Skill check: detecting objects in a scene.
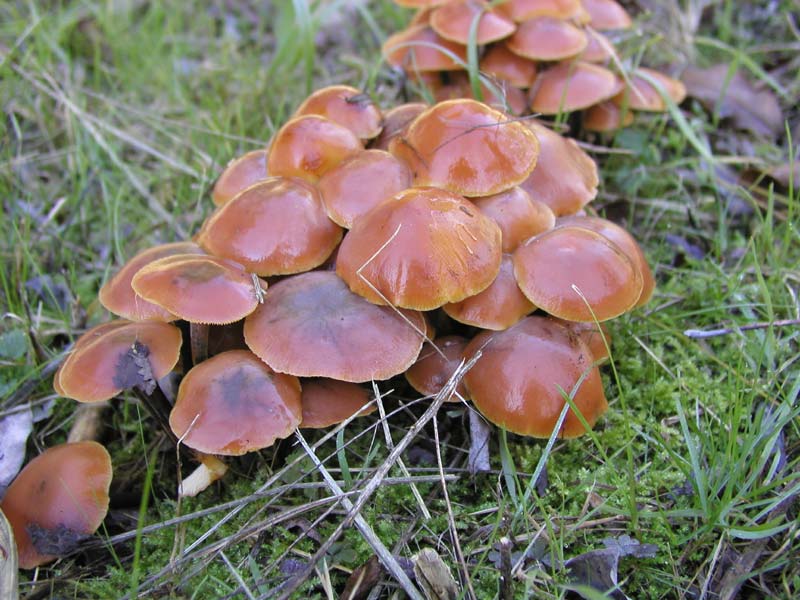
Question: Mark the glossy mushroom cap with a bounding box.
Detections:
[405,335,470,401]
[98,242,205,322]
[300,379,376,428]
[430,1,516,45]
[519,121,599,216]
[266,115,362,182]
[389,99,539,197]
[169,350,301,455]
[614,68,687,112]
[196,177,342,275]
[443,254,535,330]
[382,25,468,72]
[211,149,268,206]
[1,441,112,569]
[582,0,632,30]
[553,318,612,363]
[530,61,621,114]
[336,186,502,310]
[56,320,182,403]
[318,150,412,228]
[471,186,555,252]
[513,225,643,322]
[479,43,538,89]
[506,17,588,61]
[244,271,426,382]
[370,103,428,151]
[464,316,607,438]
[293,85,383,141]
[132,254,263,325]
[497,0,585,21]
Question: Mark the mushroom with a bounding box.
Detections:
[479,42,538,89]
[613,67,687,112]
[506,17,588,62]
[582,0,632,30]
[369,102,428,151]
[529,61,622,114]
[0,441,112,569]
[300,379,376,428]
[382,25,468,73]
[583,100,634,132]
[429,1,516,45]
[405,335,470,401]
[497,0,585,22]
[471,185,555,252]
[293,85,383,142]
[211,149,269,206]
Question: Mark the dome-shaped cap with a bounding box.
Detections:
[443,254,534,330]
[132,254,262,325]
[513,225,643,322]
[472,186,555,252]
[519,121,599,216]
[211,149,268,206]
[196,177,342,275]
[318,150,412,228]
[480,43,538,88]
[98,242,206,322]
[244,271,426,383]
[169,350,301,455]
[405,335,470,401]
[497,0,585,21]
[266,115,362,182]
[530,61,621,114]
[582,0,632,30]
[0,441,112,569]
[53,321,130,397]
[613,68,687,111]
[581,30,613,63]
[583,100,634,131]
[57,320,182,403]
[383,25,468,73]
[370,103,428,151]
[464,316,607,438]
[506,17,588,61]
[388,99,539,197]
[336,187,502,310]
[293,85,383,141]
[430,1,516,45]
[300,379,376,428]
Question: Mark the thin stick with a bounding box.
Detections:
[684,318,800,339]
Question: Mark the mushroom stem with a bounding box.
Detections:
[67,402,109,443]
[178,454,228,498]
[190,323,209,365]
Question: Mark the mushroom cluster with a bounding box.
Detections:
[50,86,653,504]
[384,0,687,132]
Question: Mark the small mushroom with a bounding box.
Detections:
[405,335,470,401]
[382,25,468,73]
[369,102,428,151]
[613,67,687,112]
[430,1,516,45]
[471,185,555,252]
[293,85,383,142]
[506,17,588,61]
[582,0,632,30]
[529,61,621,114]
[497,0,585,22]
[479,42,538,89]
[211,149,269,206]
[300,379,376,428]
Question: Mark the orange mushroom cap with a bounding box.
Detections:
[497,0,585,21]
[583,100,634,131]
[405,335,470,401]
[580,29,614,63]
[529,61,621,114]
[388,99,539,197]
[336,186,502,310]
[613,67,687,112]
[300,379,376,428]
[169,350,301,455]
[519,120,599,216]
[98,242,206,323]
[244,271,426,383]
[266,115,362,182]
[1,441,112,569]
[57,320,182,403]
[513,225,643,322]
[211,149,269,206]
[196,177,342,275]
[480,43,538,89]
[582,0,632,30]
[293,85,383,141]
[131,254,262,325]
[430,1,516,46]
[471,185,555,252]
[369,102,428,151]
[464,316,607,438]
[506,17,588,62]
[383,25,468,73]
[318,150,413,228]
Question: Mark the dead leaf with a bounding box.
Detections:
[767,161,799,187]
[413,548,459,600]
[682,64,784,137]
[0,508,19,600]
[112,341,156,394]
[468,410,491,475]
[0,406,34,497]
[340,556,382,600]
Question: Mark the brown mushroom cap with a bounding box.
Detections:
[430,1,516,45]
[132,254,262,325]
[266,115,362,182]
[513,225,643,322]
[464,316,607,438]
[497,0,585,21]
[383,25,468,73]
[614,68,687,111]
[53,321,130,397]
[583,100,634,131]
[471,186,555,252]
[293,85,383,141]
[336,186,502,310]
[519,121,599,216]
[582,0,632,30]
[318,150,413,228]
[388,99,539,197]
[300,379,376,428]
[98,242,206,322]
[169,350,301,455]
[506,17,588,62]
[196,177,342,275]
[443,254,535,330]
[370,103,428,151]
[580,29,614,63]
[553,318,612,363]
[211,149,269,206]
[405,335,470,401]
[0,441,112,569]
[556,215,655,306]
[530,61,621,114]
[480,43,538,88]
[244,271,426,382]
[57,320,182,403]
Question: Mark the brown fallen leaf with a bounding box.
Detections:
[768,161,799,187]
[340,556,382,600]
[682,64,784,137]
[413,548,459,600]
